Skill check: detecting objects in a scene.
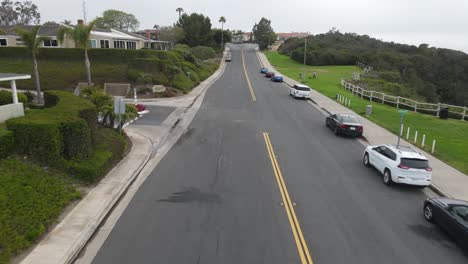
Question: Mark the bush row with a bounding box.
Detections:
[0,129,14,159]
[0,90,28,106]
[6,91,97,165]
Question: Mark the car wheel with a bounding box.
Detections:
[363,153,370,167]
[383,169,393,186]
[424,203,434,222]
[334,126,340,136]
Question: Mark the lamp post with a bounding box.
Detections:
[397,110,408,147]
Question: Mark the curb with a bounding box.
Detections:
[64,130,154,264]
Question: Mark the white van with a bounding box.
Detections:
[290,84,311,99]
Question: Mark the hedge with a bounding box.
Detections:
[192,46,217,60]
[6,91,96,165]
[0,129,14,159]
[65,128,127,182]
[0,90,28,106]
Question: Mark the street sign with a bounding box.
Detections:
[114,98,125,114]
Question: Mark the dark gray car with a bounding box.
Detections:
[424,197,468,251]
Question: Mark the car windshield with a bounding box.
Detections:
[400,158,430,169]
[295,86,310,91]
[341,116,359,123]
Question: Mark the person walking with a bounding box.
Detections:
[313,71,317,79]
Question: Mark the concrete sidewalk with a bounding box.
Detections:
[258,51,468,201]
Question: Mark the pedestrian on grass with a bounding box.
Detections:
[313,71,317,79]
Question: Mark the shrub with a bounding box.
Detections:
[6,91,96,165]
[0,158,79,263]
[65,128,126,182]
[0,129,14,159]
[192,46,217,60]
[0,90,28,106]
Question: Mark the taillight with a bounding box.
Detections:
[398,164,410,169]
[426,167,433,172]
[340,124,349,129]
[357,126,363,131]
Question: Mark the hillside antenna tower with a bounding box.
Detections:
[82,0,87,24]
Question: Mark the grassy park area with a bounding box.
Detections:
[265,51,468,175]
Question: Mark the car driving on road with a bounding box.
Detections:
[424,197,468,251]
[363,144,432,187]
[265,72,275,78]
[260,67,269,74]
[225,53,232,62]
[271,75,283,82]
[290,84,311,99]
[325,113,363,137]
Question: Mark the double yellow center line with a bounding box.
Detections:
[263,132,314,264]
[241,48,257,102]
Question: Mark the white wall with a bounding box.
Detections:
[0,103,24,123]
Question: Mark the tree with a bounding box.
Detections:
[158,26,184,46]
[176,7,184,19]
[252,17,276,50]
[177,13,213,47]
[94,9,139,31]
[58,21,96,86]
[0,0,40,25]
[212,29,231,48]
[61,20,72,26]
[14,26,48,104]
[219,16,226,49]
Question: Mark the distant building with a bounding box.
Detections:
[0,20,169,50]
[243,32,253,42]
[276,32,309,41]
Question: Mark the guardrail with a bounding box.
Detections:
[341,80,467,121]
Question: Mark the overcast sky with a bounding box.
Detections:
[33,0,468,53]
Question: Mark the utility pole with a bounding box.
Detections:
[82,1,87,24]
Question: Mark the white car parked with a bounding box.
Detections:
[290,84,311,99]
[363,144,432,187]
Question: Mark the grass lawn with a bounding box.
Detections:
[0,59,128,92]
[0,158,80,263]
[265,51,468,175]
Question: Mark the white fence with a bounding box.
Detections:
[341,80,467,120]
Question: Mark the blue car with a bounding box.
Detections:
[271,75,283,82]
[260,67,269,74]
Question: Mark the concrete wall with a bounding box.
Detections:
[0,103,24,123]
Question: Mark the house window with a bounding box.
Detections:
[100,40,109,48]
[43,39,58,47]
[126,41,136,50]
[0,39,8,46]
[89,39,97,48]
[113,40,125,49]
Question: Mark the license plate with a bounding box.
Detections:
[350,127,356,130]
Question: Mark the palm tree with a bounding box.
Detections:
[176,7,184,19]
[14,26,49,104]
[219,16,226,50]
[57,21,96,86]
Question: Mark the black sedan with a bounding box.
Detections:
[325,113,363,137]
[424,198,468,251]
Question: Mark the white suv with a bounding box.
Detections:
[363,144,432,187]
[290,84,311,99]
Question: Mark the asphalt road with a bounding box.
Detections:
[92,44,468,264]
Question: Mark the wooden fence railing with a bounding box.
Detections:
[341,80,467,121]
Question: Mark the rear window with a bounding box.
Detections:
[400,158,430,169]
[294,86,310,91]
[341,116,359,123]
